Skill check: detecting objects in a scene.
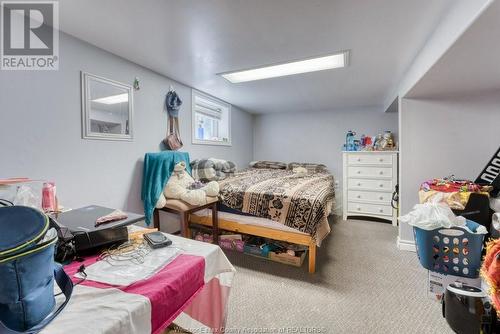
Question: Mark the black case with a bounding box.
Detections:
[51,205,144,256]
[144,232,172,248]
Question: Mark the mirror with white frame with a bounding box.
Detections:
[81,72,133,141]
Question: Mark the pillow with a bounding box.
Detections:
[191,158,237,181]
[287,162,328,173]
[249,160,287,169]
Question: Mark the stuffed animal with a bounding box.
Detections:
[156,161,219,208]
[481,239,500,314]
[292,166,308,177]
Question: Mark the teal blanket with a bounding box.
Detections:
[141,151,191,225]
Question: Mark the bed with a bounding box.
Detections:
[189,167,335,273]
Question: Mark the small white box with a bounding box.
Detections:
[428,270,482,301]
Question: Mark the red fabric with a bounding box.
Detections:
[65,254,206,333]
[482,240,500,315]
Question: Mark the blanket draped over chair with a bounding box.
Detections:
[141,151,191,225]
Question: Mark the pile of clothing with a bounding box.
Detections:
[419,176,492,210]
[190,158,236,182]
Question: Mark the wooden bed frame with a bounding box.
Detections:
[189,214,317,273]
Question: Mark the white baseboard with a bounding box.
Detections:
[397,236,416,252]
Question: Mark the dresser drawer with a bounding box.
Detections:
[348,166,393,178]
[348,202,393,216]
[348,190,392,204]
[348,178,393,191]
[347,154,393,166]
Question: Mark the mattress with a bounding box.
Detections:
[194,209,307,234]
[216,168,335,242]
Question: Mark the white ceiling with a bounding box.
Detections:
[58,0,454,113]
[406,0,500,99]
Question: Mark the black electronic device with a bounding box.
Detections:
[144,232,172,249]
[475,146,500,197]
[443,283,500,334]
[51,205,145,256]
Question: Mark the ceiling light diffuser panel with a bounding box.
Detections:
[220,51,349,83]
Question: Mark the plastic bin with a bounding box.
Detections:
[269,251,306,267]
[244,243,268,257]
[413,220,485,278]
[219,238,245,252]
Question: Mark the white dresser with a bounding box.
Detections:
[342,151,398,225]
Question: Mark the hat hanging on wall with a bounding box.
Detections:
[165,87,182,117]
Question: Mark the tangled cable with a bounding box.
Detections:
[99,239,152,265]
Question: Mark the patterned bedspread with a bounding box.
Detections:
[218,168,335,239]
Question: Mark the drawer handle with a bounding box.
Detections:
[379,196,384,200]
[357,207,361,211]
[357,195,361,199]
[357,158,361,162]
[379,208,383,213]
[379,183,384,187]
[379,158,384,162]
[379,171,384,175]
[357,170,361,174]
[357,182,362,186]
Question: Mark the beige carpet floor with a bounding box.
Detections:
[222,218,454,334]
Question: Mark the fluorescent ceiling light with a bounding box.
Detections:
[93,93,128,104]
[220,51,349,83]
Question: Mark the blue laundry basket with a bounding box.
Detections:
[413,220,485,278]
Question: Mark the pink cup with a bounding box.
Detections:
[42,182,57,212]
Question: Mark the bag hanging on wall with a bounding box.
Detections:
[0,206,73,333]
[163,115,183,151]
[163,90,183,150]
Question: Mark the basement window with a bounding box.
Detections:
[192,90,231,146]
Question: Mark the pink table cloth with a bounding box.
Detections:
[42,234,236,334]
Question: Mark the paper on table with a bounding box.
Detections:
[79,246,180,286]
